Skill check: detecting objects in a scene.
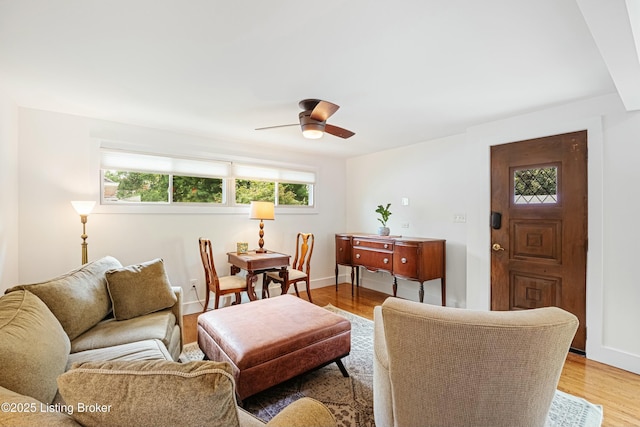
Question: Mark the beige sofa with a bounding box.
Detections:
[0,256,335,427]
[374,297,578,427]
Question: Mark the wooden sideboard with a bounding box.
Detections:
[335,233,446,305]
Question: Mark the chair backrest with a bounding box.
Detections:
[292,233,314,274]
[198,238,220,291]
[377,297,578,427]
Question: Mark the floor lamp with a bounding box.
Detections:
[249,201,275,253]
[71,201,96,264]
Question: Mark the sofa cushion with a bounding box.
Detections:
[6,256,122,340]
[67,339,173,370]
[0,291,70,404]
[0,386,80,427]
[58,360,240,427]
[70,309,176,353]
[106,258,177,321]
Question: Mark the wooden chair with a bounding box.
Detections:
[263,232,314,302]
[199,237,248,312]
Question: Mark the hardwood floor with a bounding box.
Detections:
[183,283,640,427]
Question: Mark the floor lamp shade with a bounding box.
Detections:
[249,201,274,253]
[71,201,96,216]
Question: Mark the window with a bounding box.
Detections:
[103,171,169,203]
[278,183,311,205]
[100,148,316,209]
[235,180,275,204]
[232,164,315,207]
[513,166,558,205]
[173,176,224,203]
[101,149,229,205]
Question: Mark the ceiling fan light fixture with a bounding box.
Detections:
[301,121,324,139]
[302,128,324,139]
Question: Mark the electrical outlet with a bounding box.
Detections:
[190,279,198,291]
[453,214,467,223]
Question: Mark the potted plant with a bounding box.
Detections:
[376,203,392,236]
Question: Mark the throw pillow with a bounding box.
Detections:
[105,258,177,321]
[5,256,122,340]
[0,291,70,404]
[0,385,80,427]
[57,360,240,427]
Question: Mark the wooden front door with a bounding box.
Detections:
[490,131,588,352]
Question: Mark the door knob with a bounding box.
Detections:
[492,243,505,252]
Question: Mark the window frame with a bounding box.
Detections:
[96,146,318,214]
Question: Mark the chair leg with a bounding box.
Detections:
[203,288,211,313]
[234,293,241,305]
[214,293,220,310]
[262,273,271,299]
[305,278,313,303]
[293,283,300,297]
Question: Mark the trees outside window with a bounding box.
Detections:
[234,180,311,206]
[103,171,223,204]
[173,176,224,203]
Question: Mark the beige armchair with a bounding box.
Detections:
[374,298,578,427]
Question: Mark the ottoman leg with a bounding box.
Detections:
[335,358,349,378]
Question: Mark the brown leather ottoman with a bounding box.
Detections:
[197,294,351,400]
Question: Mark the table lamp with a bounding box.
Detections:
[71,200,96,264]
[249,201,275,253]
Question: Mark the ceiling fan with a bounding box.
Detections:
[256,99,355,139]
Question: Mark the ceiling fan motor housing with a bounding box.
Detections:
[299,110,325,133]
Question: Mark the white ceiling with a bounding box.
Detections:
[0,0,636,158]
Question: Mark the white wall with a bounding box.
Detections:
[15,108,347,313]
[345,134,469,307]
[0,90,19,291]
[346,93,640,374]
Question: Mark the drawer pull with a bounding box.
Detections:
[383,258,389,264]
[355,240,360,245]
[401,257,407,264]
[384,243,389,249]
[356,253,361,259]
[339,247,343,252]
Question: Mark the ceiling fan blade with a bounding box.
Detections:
[325,124,355,139]
[310,100,340,122]
[255,123,298,131]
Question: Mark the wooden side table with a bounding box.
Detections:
[227,251,290,300]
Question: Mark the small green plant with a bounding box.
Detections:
[376,203,392,227]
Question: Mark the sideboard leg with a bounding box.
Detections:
[350,267,355,295]
[419,282,424,303]
[393,276,398,297]
[441,278,446,306]
[335,264,339,291]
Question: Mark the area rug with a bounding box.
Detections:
[180,305,603,427]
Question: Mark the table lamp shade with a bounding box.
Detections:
[249,201,275,220]
[249,201,274,253]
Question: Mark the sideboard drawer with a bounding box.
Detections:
[352,238,394,251]
[353,248,393,272]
